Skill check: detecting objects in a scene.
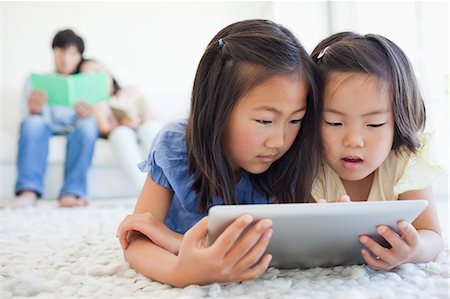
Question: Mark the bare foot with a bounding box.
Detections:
[0,191,38,209]
[59,195,90,208]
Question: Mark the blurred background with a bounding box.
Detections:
[1,1,448,198]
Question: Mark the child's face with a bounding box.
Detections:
[321,72,394,182]
[223,74,308,175]
[54,44,82,75]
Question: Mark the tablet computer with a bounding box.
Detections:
[206,200,428,269]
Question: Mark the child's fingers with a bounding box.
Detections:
[118,214,180,253]
[361,248,391,270]
[225,219,272,265]
[375,225,409,254]
[359,235,394,265]
[338,195,351,202]
[317,195,351,203]
[117,221,132,249]
[210,215,254,254]
[232,228,273,273]
[119,233,128,249]
[116,215,153,249]
[237,253,272,282]
[398,221,419,247]
[183,216,210,247]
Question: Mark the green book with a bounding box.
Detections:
[31,73,109,106]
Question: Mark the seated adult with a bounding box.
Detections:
[3,29,99,208]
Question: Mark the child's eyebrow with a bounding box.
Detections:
[323,108,391,116]
[254,106,306,115]
[362,109,391,117]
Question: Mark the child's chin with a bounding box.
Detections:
[246,165,271,175]
[338,171,370,182]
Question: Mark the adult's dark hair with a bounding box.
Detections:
[51,29,85,55]
[187,19,322,212]
[311,32,426,154]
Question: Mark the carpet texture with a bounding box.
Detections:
[1,200,449,298]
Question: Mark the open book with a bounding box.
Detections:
[108,87,145,122]
[31,73,109,106]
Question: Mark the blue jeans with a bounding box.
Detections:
[15,114,99,199]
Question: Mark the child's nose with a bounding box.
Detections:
[343,129,364,148]
[265,127,285,149]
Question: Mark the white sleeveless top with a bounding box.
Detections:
[311,134,444,202]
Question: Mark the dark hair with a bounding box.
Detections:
[51,29,85,55]
[311,32,426,154]
[187,19,322,212]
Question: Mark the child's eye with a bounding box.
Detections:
[324,121,342,126]
[290,119,303,124]
[256,120,272,125]
[367,123,385,128]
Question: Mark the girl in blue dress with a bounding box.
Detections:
[117,19,321,286]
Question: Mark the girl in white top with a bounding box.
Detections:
[310,32,444,270]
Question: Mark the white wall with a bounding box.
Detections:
[1,1,274,122]
[1,1,448,197]
[272,1,449,198]
[272,1,330,54]
[1,1,337,123]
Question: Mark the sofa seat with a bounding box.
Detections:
[1,88,138,200]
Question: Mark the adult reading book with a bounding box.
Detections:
[5,28,100,209]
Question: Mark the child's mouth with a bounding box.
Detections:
[341,156,363,169]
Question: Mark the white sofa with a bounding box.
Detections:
[1,89,138,200]
[3,88,446,201]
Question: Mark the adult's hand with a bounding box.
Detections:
[74,101,92,118]
[27,89,47,114]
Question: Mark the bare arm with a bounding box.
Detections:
[91,103,118,138]
[120,176,274,287]
[122,176,191,285]
[398,187,443,262]
[139,98,154,122]
[360,187,444,269]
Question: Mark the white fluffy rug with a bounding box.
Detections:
[1,199,449,298]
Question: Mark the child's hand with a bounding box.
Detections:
[117,212,182,254]
[359,221,420,270]
[173,214,273,286]
[120,115,141,129]
[317,195,351,203]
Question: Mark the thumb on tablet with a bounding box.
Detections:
[184,216,209,247]
[337,195,351,202]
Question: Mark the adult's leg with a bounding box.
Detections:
[109,125,144,192]
[59,116,98,206]
[8,116,52,208]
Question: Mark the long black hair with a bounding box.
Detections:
[187,19,322,212]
